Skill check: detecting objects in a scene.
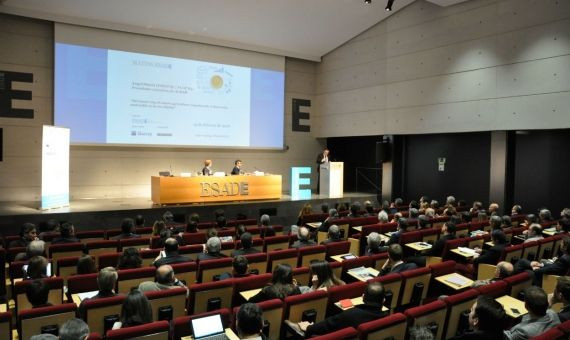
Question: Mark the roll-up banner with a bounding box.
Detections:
[41,125,70,210]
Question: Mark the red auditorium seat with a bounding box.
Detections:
[264,235,291,252]
[189,279,234,314]
[298,245,326,267]
[106,320,169,339]
[18,303,76,339]
[475,280,508,298]
[171,261,198,286]
[85,240,118,266]
[284,290,328,325]
[371,272,403,311]
[538,236,556,260]
[76,230,105,243]
[144,287,187,321]
[442,238,467,261]
[243,252,268,274]
[267,248,299,272]
[531,326,565,340]
[141,248,161,266]
[117,267,156,294]
[178,244,204,259]
[197,221,214,230]
[326,281,366,316]
[49,242,85,272]
[504,271,532,298]
[97,252,121,269]
[293,266,311,287]
[173,308,232,340]
[232,273,272,306]
[370,252,389,271]
[310,327,358,340]
[57,255,82,283]
[14,277,64,312]
[502,244,524,263]
[325,241,351,259]
[340,256,374,282]
[399,267,432,307]
[231,299,284,340]
[399,230,422,246]
[421,228,440,244]
[119,237,150,251]
[558,319,570,334]
[67,273,99,297]
[443,288,479,339]
[235,237,263,250]
[136,226,153,238]
[83,295,126,335]
[0,311,11,340]
[522,240,540,261]
[198,257,233,283]
[404,299,448,339]
[428,260,457,296]
[181,232,207,245]
[357,312,407,340]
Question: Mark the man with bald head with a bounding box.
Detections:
[291,226,316,249]
[471,261,514,288]
[139,265,188,294]
[154,237,192,267]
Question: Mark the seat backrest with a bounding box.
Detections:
[219,241,235,257]
[119,237,150,251]
[49,243,85,273]
[268,249,299,272]
[67,273,99,295]
[189,280,234,314]
[504,271,532,298]
[198,257,233,283]
[298,245,326,267]
[105,320,170,340]
[76,230,106,243]
[293,266,311,287]
[83,295,126,336]
[370,253,389,271]
[371,273,402,311]
[399,230,422,245]
[0,311,10,340]
[57,255,82,284]
[538,237,555,261]
[443,288,479,339]
[522,241,539,261]
[284,289,328,323]
[340,256,374,281]
[144,287,187,322]
[442,238,467,260]
[467,236,484,249]
[357,312,407,340]
[531,326,566,340]
[233,273,272,305]
[404,300,447,340]
[171,261,198,287]
[428,260,456,277]
[15,277,64,312]
[503,244,524,263]
[264,235,291,252]
[421,228,440,243]
[310,327,358,340]
[325,241,351,258]
[475,280,508,298]
[232,299,283,340]
[117,267,156,294]
[399,267,432,306]
[243,253,268,274]
[98,252,121,270]
[182,232,207,245]
[19,303,77,340]
[326,281,366,316]
[140,249,161,266]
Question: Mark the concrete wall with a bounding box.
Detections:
[314,0,570,137]
[0,14,321,201]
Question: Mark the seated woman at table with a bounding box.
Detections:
[112,289,153,330]
[300,260,344,293]
[249,264,301,303]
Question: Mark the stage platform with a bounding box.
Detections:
[0,192,378,236]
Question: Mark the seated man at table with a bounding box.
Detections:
[516,236,570,285]
[365,232,384,255]
[232,232,261,256]
[471,261,514,288]
[51,222,80,244]
[387,218,408,246]
[549,276,570,322]
[427,221,456,257]
[138,264,188,295]
[472,230,508,267]
[285,281,388,337]
[320,225,342,245]
[111,218,140,240]
[291,227,316,249]
[449,295,506,340]
[380,244,417,276]
[219,255,252,280]
[319,209,339,232]
[78,267,118,319]
[236,303,264,339]
[197,236,227,261]
[153,238,192,267]
[524,224,543,243]
[504,286,560,340]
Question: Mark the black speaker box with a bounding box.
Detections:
[375,141,390,163]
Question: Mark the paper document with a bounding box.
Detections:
[457,247,476,255]
[445,275,468,286]
[77,291,99,301]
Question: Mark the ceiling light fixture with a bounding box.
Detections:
[385,0,395,11]
[364,0,372,4]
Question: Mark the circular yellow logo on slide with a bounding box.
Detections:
[210,75,224,89]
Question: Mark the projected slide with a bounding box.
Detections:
[55,43,284,148]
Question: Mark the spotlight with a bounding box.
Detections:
[385,0,394,11]
[364,0,371,3]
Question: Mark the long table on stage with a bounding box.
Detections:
[151,175,282,204]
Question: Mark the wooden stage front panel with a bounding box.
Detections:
[151,175,282,204]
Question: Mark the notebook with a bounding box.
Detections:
[190,314,228,340]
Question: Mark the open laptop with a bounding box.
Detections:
[23,263,52,277]
[190,314,228,340]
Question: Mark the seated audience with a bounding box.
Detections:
[76,254,97,275]
[297,203,313,226]
[377,210,389,223]
[206,228,218,240]
[387,218,408,245]
[489,215,502,230]
[380,244,417,275]
[250,263,301,302]
[259,214,276,237]
[302,260,344,292]
[511,204,523,216]
[117,247,143,269]
[409,326,435,340]
[112,289,153,329]
[291,227,316,249]
[502,215,512,228]
[78,267,118,319]
[24,256,49,280]
[10,223,38,248]
[134,214,145,228]
[548,276,570,323]
[473,230,507,267]
[15,239,45,261]
[321,203,329,214]
[215,215,228,229]
[320,224,342,245]
[197,236,226,261]
[347,202,361,218]
[232,232,261,256]
[363,200,374,216]
[470,201,483,214]
[557,217,570,233]
[319,208,339,232]
[287,281,387,337]
[365,232,384,255]
[26,279,52,308]
[488,202,499,215]
[449,295,506,340]
[235,224,246,240]
[504,286,560,340]
[417,215,430,230]
[522,214,539,228]
[427,221,456,257]
[151,220,166,237]
[51,222,80,244]
[408,208,420,229]
[139,264,188,293]
[219,255,252,280]
[59,318,90,340]
[471,261,514,288]
[187,213,199,233]
[236,303,264,339]
[38,219,60,241]
[524,224,544,243]
[111,218,140,240]
[539,209,553,223]
[517,237,570,285]
[154,237,192,266]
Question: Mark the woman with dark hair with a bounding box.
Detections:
[297,203,313,226]
[249,264,301,302]
[76,254,97,275]
[112,289,153,329]
[303,260,344,292]
[152,220,166,237]
[117,248,142,269]
[24,256,48,280]
[10,223,38,248]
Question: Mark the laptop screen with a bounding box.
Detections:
[191,314,224,338]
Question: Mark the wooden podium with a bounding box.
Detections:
[319,162,344,198]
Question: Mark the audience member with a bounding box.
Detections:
[320,203,329,214]
[59,318,90,340]
[417,215,430,230]
[24,256,49,280]
[38,219,60,241]
[539,209,553,223]
[489,215,502,230]
[30,334,57,340]
[111,218,140,240]
[319,208,339,232]
[26,279,51,308]
[297,203,313,226]
[525,224,544,243]
[511,205,523,216]
[219,255,251,280]
[320,224,342,245]
[10,223,38,248]
[259,214,276,238]
[151,220,166,237]
[250,264,301,302]
[377,210,389,223]
[187,213,199,233]
[549,276,570,322]
[365,232,384,255]
[446,196,456,207]
[112,289,153,329]
[206,228,218,240]
[232,232,260,256]
[347,202,361,218]
[291,227,316,248]
[236,303,264,339]
[504,286,560,340]
[473,230,507,267]
[380,244,417,275]
[302,260,344,292]
[517,237,570,285]
[449,295,506,340]
[409,326,435,340]
[235,224,246,239]
[78,267,118,319]
[117,247,143,269]
[488,203,499,215]
[15,239,45,261]
[51,222,80,244]
[154,237,192,266]
[471,261,514,288]
[76,254,97,275]
[215,215,227,229]
[427,221,456,257]
[363,200,374,216]
[197,236,226,261]
[139,264,188,293]
[387,218,408,245]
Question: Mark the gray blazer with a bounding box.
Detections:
[503,309,560,340]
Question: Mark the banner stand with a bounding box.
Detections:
[40,125,70,210]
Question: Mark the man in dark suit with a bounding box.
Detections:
[290,227,316,249]
[111,218,140,240]
[232,232,261,256]
[517,236,570,285]
[51,222,80,244]
[473,230,508,267]
[550,276,570,322]
[231,159,243,175]
[315,148,329,194]
[380,244,417,276]
[427,221,456,257]
[387,218,408,246]
[449,295,506,340]
[320,225,342,245]
[219,255,253,281]
[153,238,192,267]
[286,281,387,337]
[202,159,212,176]
[197,236,227,261]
